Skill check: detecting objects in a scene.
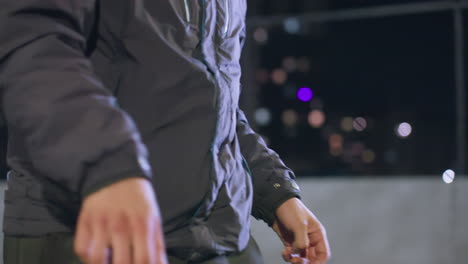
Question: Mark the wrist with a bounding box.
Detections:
[275,197,301,216]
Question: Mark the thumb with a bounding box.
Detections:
[292,224,310,252]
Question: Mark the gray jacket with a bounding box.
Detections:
[0,0,300,261]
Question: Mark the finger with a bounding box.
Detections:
[292,243,308,260]
[290,257,302,264]
[290,256,309,264]
[307,247,317,260]
[74,213,91,262]
[88,217,110,264]
[130,215,153,264]
[282,247,293,262]
[153,220,168,264]
[312,228,331,263]
[110,216,132,264]
[292,223,310,251]
[308,231,324,247]
[311,241,331,264]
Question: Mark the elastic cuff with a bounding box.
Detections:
[254,191,301,226]
[252,177,301,226]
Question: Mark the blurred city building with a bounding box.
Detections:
[240,0,468,177]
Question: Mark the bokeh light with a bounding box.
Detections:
[396,122,412,138]
[272,68,288,85]
[283,18,301,34]
[254,108,272,126]
[282,56,297,72]
[329,133,344,157]
[362,150,376,163]
[297,87,313,102]
[341,117,354,132]
[282,109,298,127]
[353,117,367,132]
[253,27,268,44]
[308,110,326,128]
[329,133,344,149]
[442,169,455,184]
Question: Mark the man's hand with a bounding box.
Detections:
[273,198,331,264]
[74,178,168,264]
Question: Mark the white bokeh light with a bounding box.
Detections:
[442,169,455,184]
[396,122,412,138]
[254,108,272,126]
[353,117,367,132]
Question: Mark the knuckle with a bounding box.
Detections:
[112,225,128,237]
[92,213,109,228]
[135,215,152,230]
[110,217,129,235]
[298,221,308,229]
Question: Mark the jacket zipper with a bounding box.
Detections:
[223,0,230,37]
[183,0,191,23]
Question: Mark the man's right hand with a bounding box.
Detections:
[74,178,168,264]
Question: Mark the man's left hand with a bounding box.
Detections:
[272,198,331,264]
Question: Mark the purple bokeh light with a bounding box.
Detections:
[297,87,314,102]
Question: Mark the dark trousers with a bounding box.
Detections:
[3,233,264,264]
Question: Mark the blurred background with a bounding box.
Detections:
[241,0,467,176]
[0,0,467,264]
[241,1,468,264]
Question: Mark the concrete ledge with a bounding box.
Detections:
[1,177,466,264]
[252,177,468,264]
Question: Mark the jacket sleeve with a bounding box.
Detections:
[0,0,152,198]
[236,109,301,226]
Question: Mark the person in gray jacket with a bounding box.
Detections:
[0,0,331,263]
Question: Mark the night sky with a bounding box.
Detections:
[244,0,467,176]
